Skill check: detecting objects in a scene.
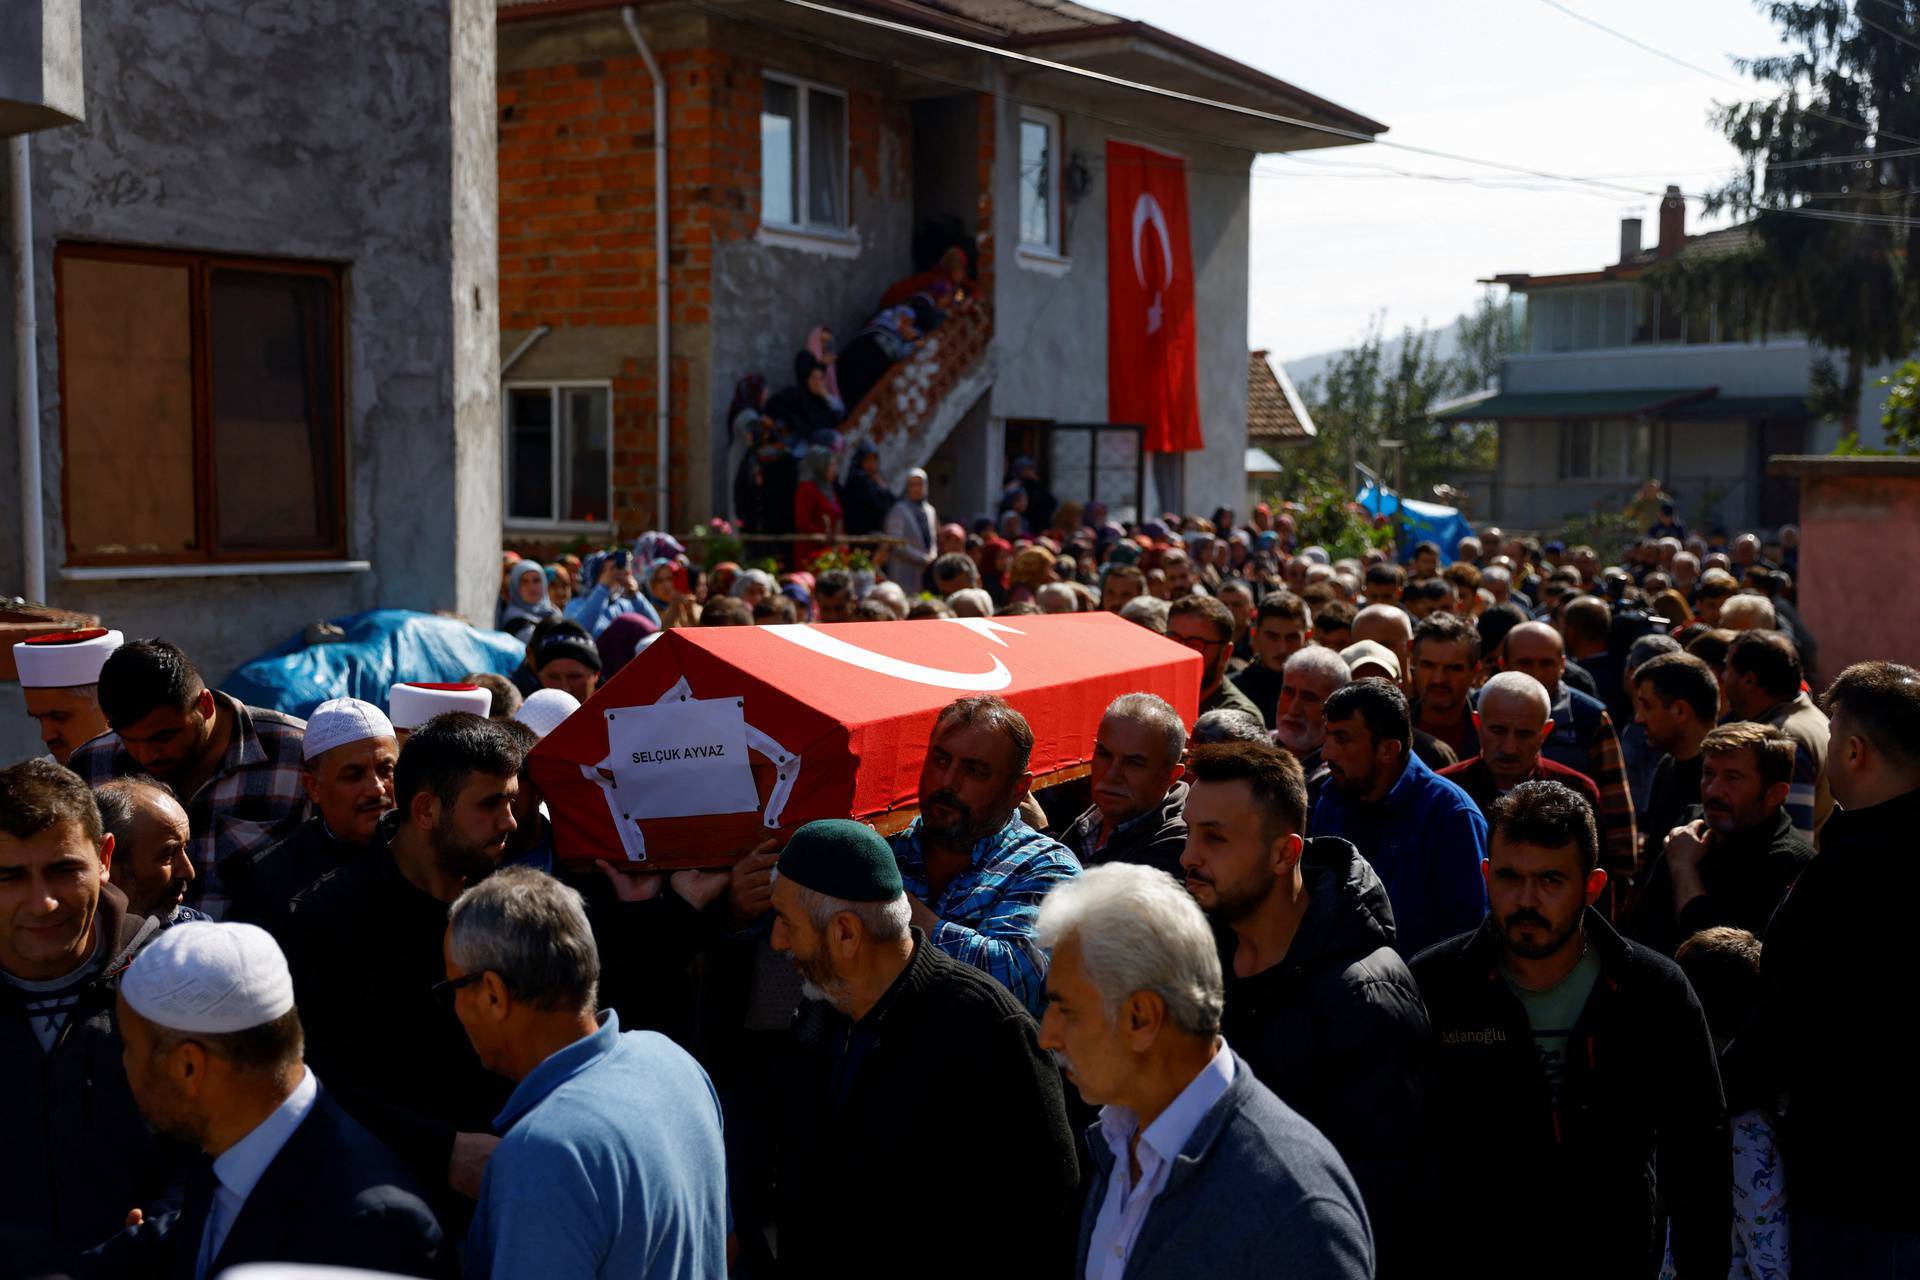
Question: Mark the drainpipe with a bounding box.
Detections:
[10,135,46,604]
[622,7,672,534]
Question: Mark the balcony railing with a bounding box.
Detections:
[840,301,994,458]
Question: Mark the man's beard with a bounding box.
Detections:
[795,946,851,1013]
[920,787,1006,848]
[432,812,503,883]
[1275,720,1320,755]
[1187,864,1275,924]
[1329,760,1374,797]
[1496,907,1582,960]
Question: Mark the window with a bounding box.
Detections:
[1018,108,1061,253]
[1041,424,1143,524]
[1562,419,1651,480]
[56,245,344,564]
[760,74,848,233]
[504,384,612,527]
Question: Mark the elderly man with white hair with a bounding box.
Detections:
[1717,592,1778,633]
[1439,671,1607,837]
[1275,644,1351,803]
[1037,863,1374,1280]
[1036,581,1081,615]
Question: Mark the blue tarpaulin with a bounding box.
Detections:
[226,610,525,720]
[1356,480,1474,566]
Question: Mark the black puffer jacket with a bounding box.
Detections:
[1218,838,1429,1277]
[0,884,177,1271]
[1412,908,1730,1279]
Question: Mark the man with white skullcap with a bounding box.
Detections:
[12,626,122,764]
[0,759,174,1267]
[281,714,527,1212]
[387,682,494,743]
[86,922,449,1278]
[67,640,309,921]
[224,699,401,936]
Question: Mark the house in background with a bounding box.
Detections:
[1244,348,1315,511]
[1,0,498,764]
[1435,185,1898,534]
[495,0,1385,551]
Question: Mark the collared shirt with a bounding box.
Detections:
[68,692,308,920]
[1760,691,1831,840]
[1086,1043,1236,1280]
[889,813,1081,1015]
[197,1066,319,1279]
[1063,801,1163,865]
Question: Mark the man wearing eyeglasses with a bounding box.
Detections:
[1169,595,1267,729]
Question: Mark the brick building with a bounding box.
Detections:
[496,0,1383,549]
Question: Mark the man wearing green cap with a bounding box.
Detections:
[886,695,1081,1016]
[768,818,1079,1273]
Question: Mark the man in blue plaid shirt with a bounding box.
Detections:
[888,694,1081,1015]
[66,640,307,920]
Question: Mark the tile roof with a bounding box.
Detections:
[1248,350,1316,445]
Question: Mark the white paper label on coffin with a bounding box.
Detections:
[602,697,761,821]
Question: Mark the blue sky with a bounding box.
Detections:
[1095,0,1796,360]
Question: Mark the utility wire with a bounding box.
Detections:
[729,0,1920,230]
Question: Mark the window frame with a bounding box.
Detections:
[500,380,616,533]
[53,242,348,567]
[1017,106,1063,255]
[759,71,851,237]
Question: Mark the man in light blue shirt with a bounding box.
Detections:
[448,867,727,1280]
[1035,863,1373,1280]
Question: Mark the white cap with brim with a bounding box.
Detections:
[12,628,123,689]
[121,922,295,1035]
[1339,639,1402,683]
[513,687,580,740]
[388,682,493,730]
[303,698,396,762]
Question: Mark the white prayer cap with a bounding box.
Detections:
[513,688,580,740]
[302,698,396,762]
[388,682,492,730]
[12,628,123,689]
[121,922,295,1035]
[1339,639,1402,683]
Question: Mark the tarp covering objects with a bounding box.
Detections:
[1357,481,1475,567]
[529,613,1201,869]
[226,610,524,720]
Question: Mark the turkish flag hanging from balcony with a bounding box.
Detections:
[1107,140,1202,453]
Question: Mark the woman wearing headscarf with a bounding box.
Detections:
[500,560,559,643]
[792,446,843,570]
[544,563,574,611]
[839,442,895,537]
[805,326,845,416]
[834,305,921,412]
[1006,545,1058,606]
[567,549,659,637]
[765,351,840,442]
[882,467,938,592]
[594,611,660,682]
[644,558,700,629]
[974,534,1012,607]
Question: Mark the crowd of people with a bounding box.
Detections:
[4,491,1917,1280]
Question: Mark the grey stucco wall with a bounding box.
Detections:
[987,87,1252,517]
[0,0,497,687]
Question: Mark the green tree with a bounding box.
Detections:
[1655,1,1919,438]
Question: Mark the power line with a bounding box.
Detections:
[731,0,1920,230]
[1856,10,1920,54]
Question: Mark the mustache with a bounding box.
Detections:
[1184,869,1214,888]
[1048,1049,1074,1074]
[1504,909,1551,931]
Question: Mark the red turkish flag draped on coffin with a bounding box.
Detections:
[528,614,1201,869]
[1107,140,1203,453]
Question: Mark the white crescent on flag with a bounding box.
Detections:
[1131,193,1174,292]
[761,617,1026,690]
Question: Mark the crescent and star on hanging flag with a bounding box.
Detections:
[1107,139,1203,454]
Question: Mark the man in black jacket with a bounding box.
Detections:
[1412,780,1729,1279]
[768,820,1078,1275]
[85,921,449,1278]
[1631,722,1812,956]
[1061,694,1189,879]
[1181,740,1427,1276]
[280,714,524,1221]
[0,761,174,1273]
[1755,661,1920,1272]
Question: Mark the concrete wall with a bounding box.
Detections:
[1503,339,1815,396]
[0,0,497,690]
[987,84,1252,516]
[1495,418,1759,530]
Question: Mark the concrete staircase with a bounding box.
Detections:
[839,302,995,492]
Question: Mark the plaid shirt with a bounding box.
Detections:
[890,813,1081,1016]
[68,693,308,920]
[1543,684,1639,883]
